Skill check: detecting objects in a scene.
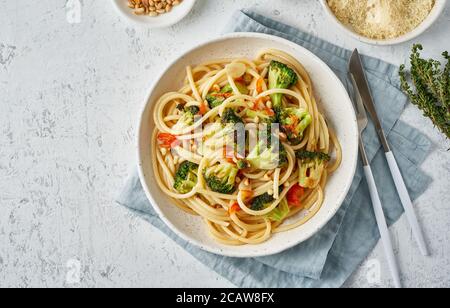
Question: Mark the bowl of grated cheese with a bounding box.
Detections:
[320,0,447,45]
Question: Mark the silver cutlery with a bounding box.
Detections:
[348,51,402,288]
[349,49,429,257]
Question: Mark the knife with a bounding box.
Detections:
[349,49,429,256]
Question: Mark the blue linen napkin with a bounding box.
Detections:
[117,10,433,288]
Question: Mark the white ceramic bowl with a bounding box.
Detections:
[112,0,197,28]
[137,33,358,257]
[320,0,447,45]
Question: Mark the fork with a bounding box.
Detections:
[349,74,402,288]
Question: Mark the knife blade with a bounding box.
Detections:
[348,49,390,152]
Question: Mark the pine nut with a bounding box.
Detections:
[127,0,183,17]
[134,7,146,15]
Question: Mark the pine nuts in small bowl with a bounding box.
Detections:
[128,0,182,17]
[113,0,196,28]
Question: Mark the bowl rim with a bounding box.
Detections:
[136,32,358,257]
[111,0,197,28]
[319,0,447,46]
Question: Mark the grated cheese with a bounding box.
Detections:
[327,0,436,40]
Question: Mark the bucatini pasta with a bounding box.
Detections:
[151,49,342,245]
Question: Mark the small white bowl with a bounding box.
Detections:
[112,0,197,28]
[137,33,359,257]
[320,0,447,45]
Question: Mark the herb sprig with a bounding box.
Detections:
[399,44,450,139]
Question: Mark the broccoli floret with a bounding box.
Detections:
[220,108,245,157]
[268,61,299,110]
[251,192,275,211]
[184,105,200,117]
[236,159,250,170]
[221,108,244,125]
[295,150,330,188]
[278,108,312,145]
[267,198,290,222]
[221,82,249,95]
[247,141,288,170]
[206,94,226,109]
[296,150,330,161]
[203,162,239,194]
[177,105,200,126]
[250,191,289,222]
[267,61,308,144]
[206,82,249,109]
[278,144,288,168]
[173,161,199,194]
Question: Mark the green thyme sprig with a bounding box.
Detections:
[399,44,450,139]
